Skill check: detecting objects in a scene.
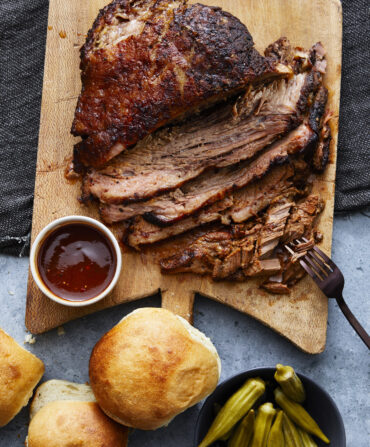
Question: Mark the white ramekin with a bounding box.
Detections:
[30,216,122,307]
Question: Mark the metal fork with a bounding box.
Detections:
[286,237,370,349]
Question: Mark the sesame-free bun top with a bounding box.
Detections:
[0,328,44,427]
[27,401,128,447]
[89,308,221,430]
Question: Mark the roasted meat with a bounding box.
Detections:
[160,223,263,279]
[71,18,331,293]
[82,71,313,204]
[72,0,289,168]
[100,123,316,224]
[159,194,324,287]
[126,164,296,248]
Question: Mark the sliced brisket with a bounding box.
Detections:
[100,123,316,224]
[82,71,313,204]
[159,193,324,284]
[160,223,262,279]
[127,164,296,248]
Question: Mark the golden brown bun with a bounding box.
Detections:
[27,401,128,447]
[89,308,220,430]
[30,379,96,420]
[0,328,44,427]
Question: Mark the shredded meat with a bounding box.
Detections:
[159,194,324,287]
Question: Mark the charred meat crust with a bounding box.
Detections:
[72,0,282,168]
[307,85,331,171]
[313,114,331,172]
[309,85,329,134]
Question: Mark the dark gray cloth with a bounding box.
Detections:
[0,0,49,255]
[336,0,370,211]
[0,0,369,256]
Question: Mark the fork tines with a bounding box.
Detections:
[285,237,334,282]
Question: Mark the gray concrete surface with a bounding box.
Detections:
[0,209,369,446]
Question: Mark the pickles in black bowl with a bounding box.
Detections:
[194,367,345,447]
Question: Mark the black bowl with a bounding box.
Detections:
[194,367,345,447]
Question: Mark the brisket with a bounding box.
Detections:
[258,198,294,259]
[160,224,262,278]
[158,193,324,284]
[126,164,296,248]
[82,72,312,204]
[72,0,289,168]
[100,123,317,224]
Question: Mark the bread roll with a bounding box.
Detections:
[30,379,96,419]
[27,401,128,447]
[0,328,44,427]
[27,380,128,447]
[89,307,221,430]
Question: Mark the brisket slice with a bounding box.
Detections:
[159,194,324,283]
[160,224,263,278]
[159,197,294,279]
[127,197,234,248]
[126,164,295,248]
[82,72,312,204]
[72,0,288,168]
[100,123,317,224]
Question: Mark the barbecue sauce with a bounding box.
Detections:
[37,223,116,301]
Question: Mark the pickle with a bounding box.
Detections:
[274,365,306,403]
[274,388,330,444]
[274,363,306,404]
[297,427,318,447]
[198,378,266,447]
[282,413,303,447]
[228,410,255,447]
[250,402,277,447]
[267,410,285,447]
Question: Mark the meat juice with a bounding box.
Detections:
[37,223,116,301]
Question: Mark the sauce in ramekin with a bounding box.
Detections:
[37,223,116,301]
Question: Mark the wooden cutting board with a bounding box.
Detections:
[26,0,342,353]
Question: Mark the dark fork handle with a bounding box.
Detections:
[336,294,370,349]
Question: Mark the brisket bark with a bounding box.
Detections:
[72,0,288,168]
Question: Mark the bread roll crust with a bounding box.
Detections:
[27,401,128,447]
[0,328,44,427]
[89,308,220,430]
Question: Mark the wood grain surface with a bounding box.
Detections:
[26,0,342,353]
